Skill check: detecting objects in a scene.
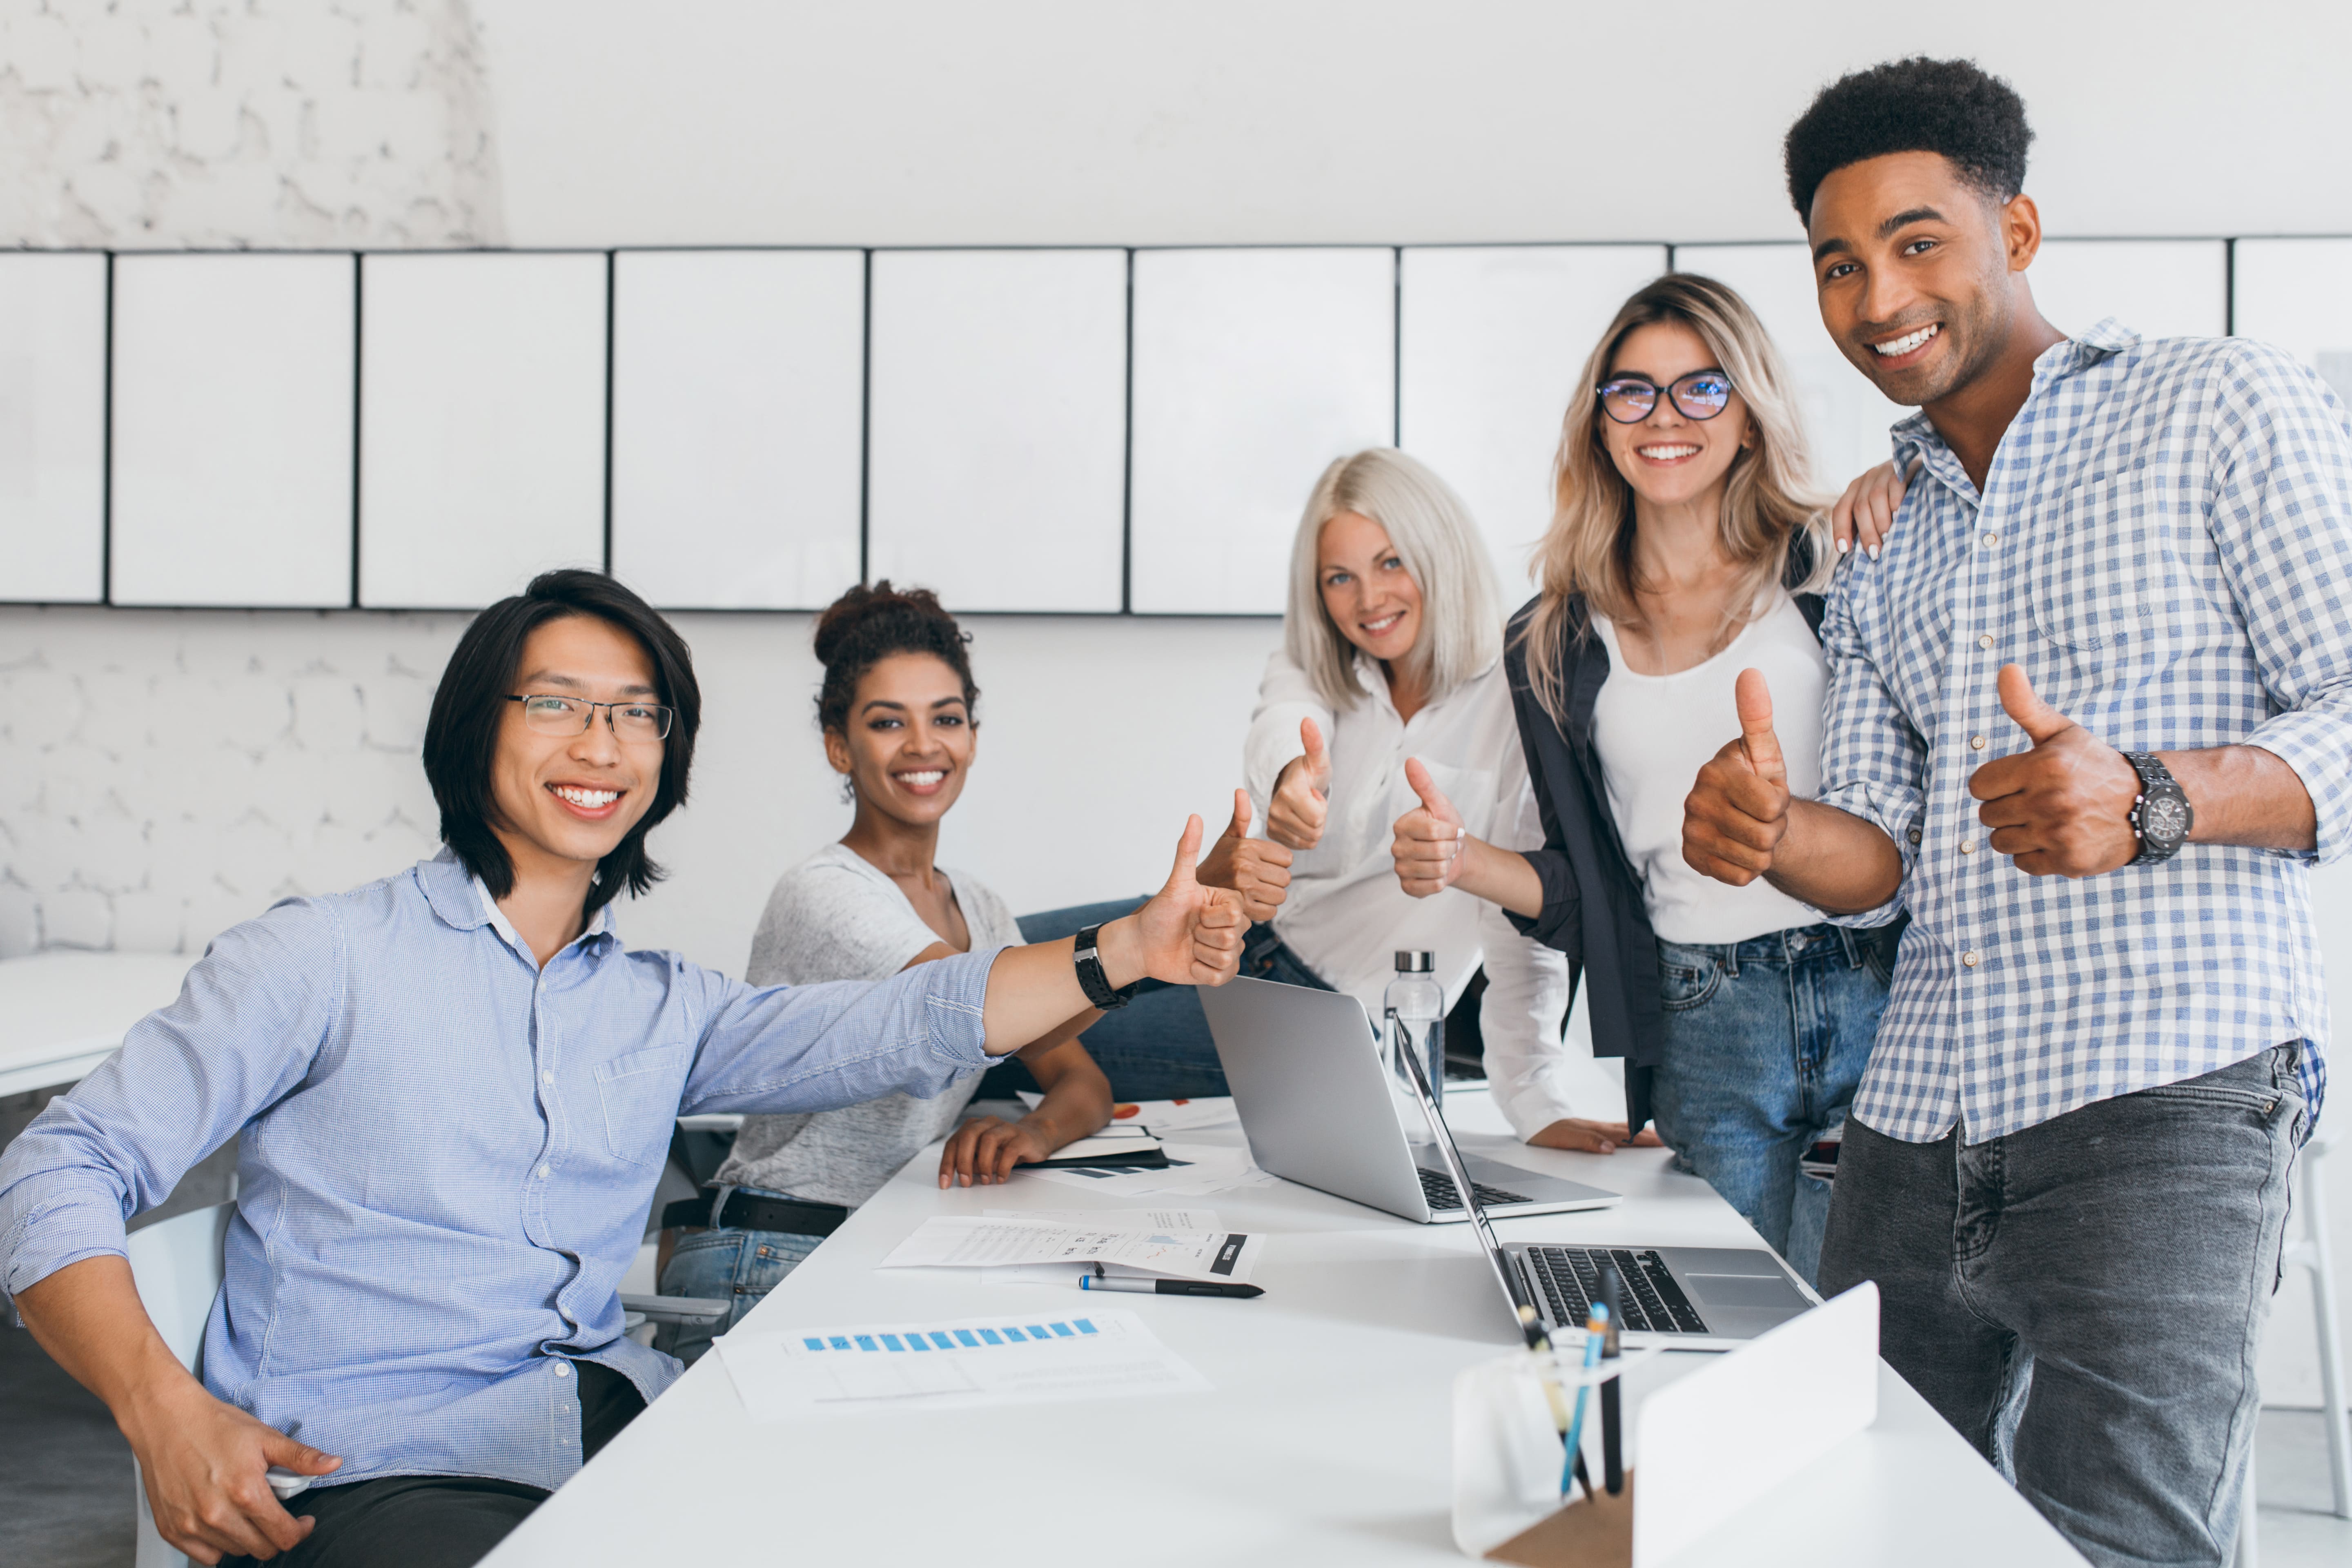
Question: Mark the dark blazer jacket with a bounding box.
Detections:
[1499,544,1883,1132]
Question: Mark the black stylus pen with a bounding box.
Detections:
[1599,1265,1625,1496]
[1080,1274,1263,1298]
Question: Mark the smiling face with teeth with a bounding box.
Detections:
[824,652,977,833]
[1596,321,1755,514]
[1806,149,2049,416]
[1316,510,1426,677]
[489,613,664,886]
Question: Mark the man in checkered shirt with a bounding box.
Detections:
[1681,60,2350,1568]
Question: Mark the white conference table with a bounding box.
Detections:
[0,950,196,1098]
[488,1092,2083,1567]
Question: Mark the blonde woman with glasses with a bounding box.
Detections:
[1389,275,1899,1285]
[1193,447,1644,1155]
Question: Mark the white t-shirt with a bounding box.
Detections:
[1242,646,1575,1141]
[713,843,1021,1208]
[1590,592,1826,945]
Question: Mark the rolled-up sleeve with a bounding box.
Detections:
[0,900,341,1299]
[1815,568,1926,929]
[678,945,1004,1115]
[2210,345,2352,864]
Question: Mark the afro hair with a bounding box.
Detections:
[1783,57,2033,222]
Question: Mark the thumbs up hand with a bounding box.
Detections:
[1127,814,1249,986]
[1392,758,1471,898]
[1267,717,1333,850]
[1683,669,1794,886]
[1194,787,1294,922]
[1968,665,2144,877]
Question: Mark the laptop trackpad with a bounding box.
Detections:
[1684,1272,1807,1310]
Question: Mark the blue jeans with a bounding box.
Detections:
[655,1189,825,1365]
[1005,900,1333,1101]
[1820,1046,2305,1568]
[1648,923,1889,1287]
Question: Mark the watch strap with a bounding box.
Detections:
[1073,923,1141,1011]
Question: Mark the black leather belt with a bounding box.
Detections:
[661,1188,850,1237]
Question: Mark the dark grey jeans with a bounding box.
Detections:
[1819,1045,2306,1568]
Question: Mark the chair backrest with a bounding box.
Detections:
[125,1203,233,1374]
[123,1203,232,1568]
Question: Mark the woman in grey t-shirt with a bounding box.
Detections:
[657,583,1112,1359]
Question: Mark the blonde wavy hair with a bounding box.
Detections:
[1520,273,1834,725]
[1284,448,1503,712]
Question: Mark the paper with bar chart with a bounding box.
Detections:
[717,1309,1209,1419]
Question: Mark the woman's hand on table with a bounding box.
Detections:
[938,1116,1055,1187]
[1528,1118,1662,1155]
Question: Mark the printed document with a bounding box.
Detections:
[879,1215,1261,1283]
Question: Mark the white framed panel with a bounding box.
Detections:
[110,255,356,608]
[2028,239,2227,342]
[1400,245,1667,595]
[359,252,608,609]
[1673,243,1910,492]
[1130,248,1396,615]
[610,249,864,610]
[0,253,107,602]
[2234,238,2352,406]
[868,249,1127,612]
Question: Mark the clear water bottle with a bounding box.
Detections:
[1383,950,1445,1118]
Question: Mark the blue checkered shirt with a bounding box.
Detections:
[1818,321,2348,1143]
[0,849,1000,1490]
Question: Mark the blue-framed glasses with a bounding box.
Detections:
[1596,370,1735,423]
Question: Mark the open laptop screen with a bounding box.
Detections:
[1390,1013,1546,1342]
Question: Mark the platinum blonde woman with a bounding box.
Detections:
[1389,274,1898,1284]
[1194,446,1643,1154]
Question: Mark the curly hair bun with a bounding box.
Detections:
[812,580,979,734]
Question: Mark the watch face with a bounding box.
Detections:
[2143,792,2190,844]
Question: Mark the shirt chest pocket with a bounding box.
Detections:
[593,1043,691,1166]
[2026,478,2172,653]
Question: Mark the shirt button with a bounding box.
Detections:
[535,1164,551,1180]
[1981,531,1999,547]
[1960,839,1977,855]
[1907,829,1923,845]
[541,1071,555,1085]
[1962,951,1980,968]
[1971,734,1987,751]
[552,1361,571,1378]
[1976,634,1995,650]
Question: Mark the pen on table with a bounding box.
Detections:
[1081,1269,1262,1299]
[1599,1265,1624,1497]
[1518,1305,1573,1444]
[1561,1299,1608,1499]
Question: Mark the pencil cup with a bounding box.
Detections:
[1450,1346,1655,1561]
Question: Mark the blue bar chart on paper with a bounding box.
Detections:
[716,1309,1211,1419]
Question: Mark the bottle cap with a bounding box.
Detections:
[1393,951,1434,973]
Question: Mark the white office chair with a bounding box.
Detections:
[121,1200,725,1568]
[2234,1127,2351,1567]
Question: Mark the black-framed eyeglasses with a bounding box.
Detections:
[506,693,674,742]
[1595,369,1736,424]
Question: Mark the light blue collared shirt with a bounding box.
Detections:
[0,849,1000,1490]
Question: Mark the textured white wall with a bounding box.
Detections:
[0,0,503,248]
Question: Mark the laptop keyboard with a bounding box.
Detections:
[1523,1246,1710,1335]
[1417,1167,1530,1210]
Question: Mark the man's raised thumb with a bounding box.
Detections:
[1166,813,1205,889]
[1224,786,1252,841]
[1735,668,1784,778]
[1998,664,2073,746]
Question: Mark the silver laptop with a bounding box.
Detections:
[1198,975,1619,1222]
[1381,999,1818,1350]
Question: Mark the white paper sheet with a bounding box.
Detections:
[1018,1093,1243,1136]
[1038,1129,1165,1164]
[878,1216,1260,1283]
[719,1309,1209,1419]
[983,1208,1223,1231]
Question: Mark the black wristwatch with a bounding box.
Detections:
[1072,924,1142,1011]
[2123,752,2193,865]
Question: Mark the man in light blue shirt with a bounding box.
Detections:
[0,570,1245,1567]
[1682,62,2348,1568]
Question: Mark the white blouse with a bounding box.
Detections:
[1242,646,1582,1141]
